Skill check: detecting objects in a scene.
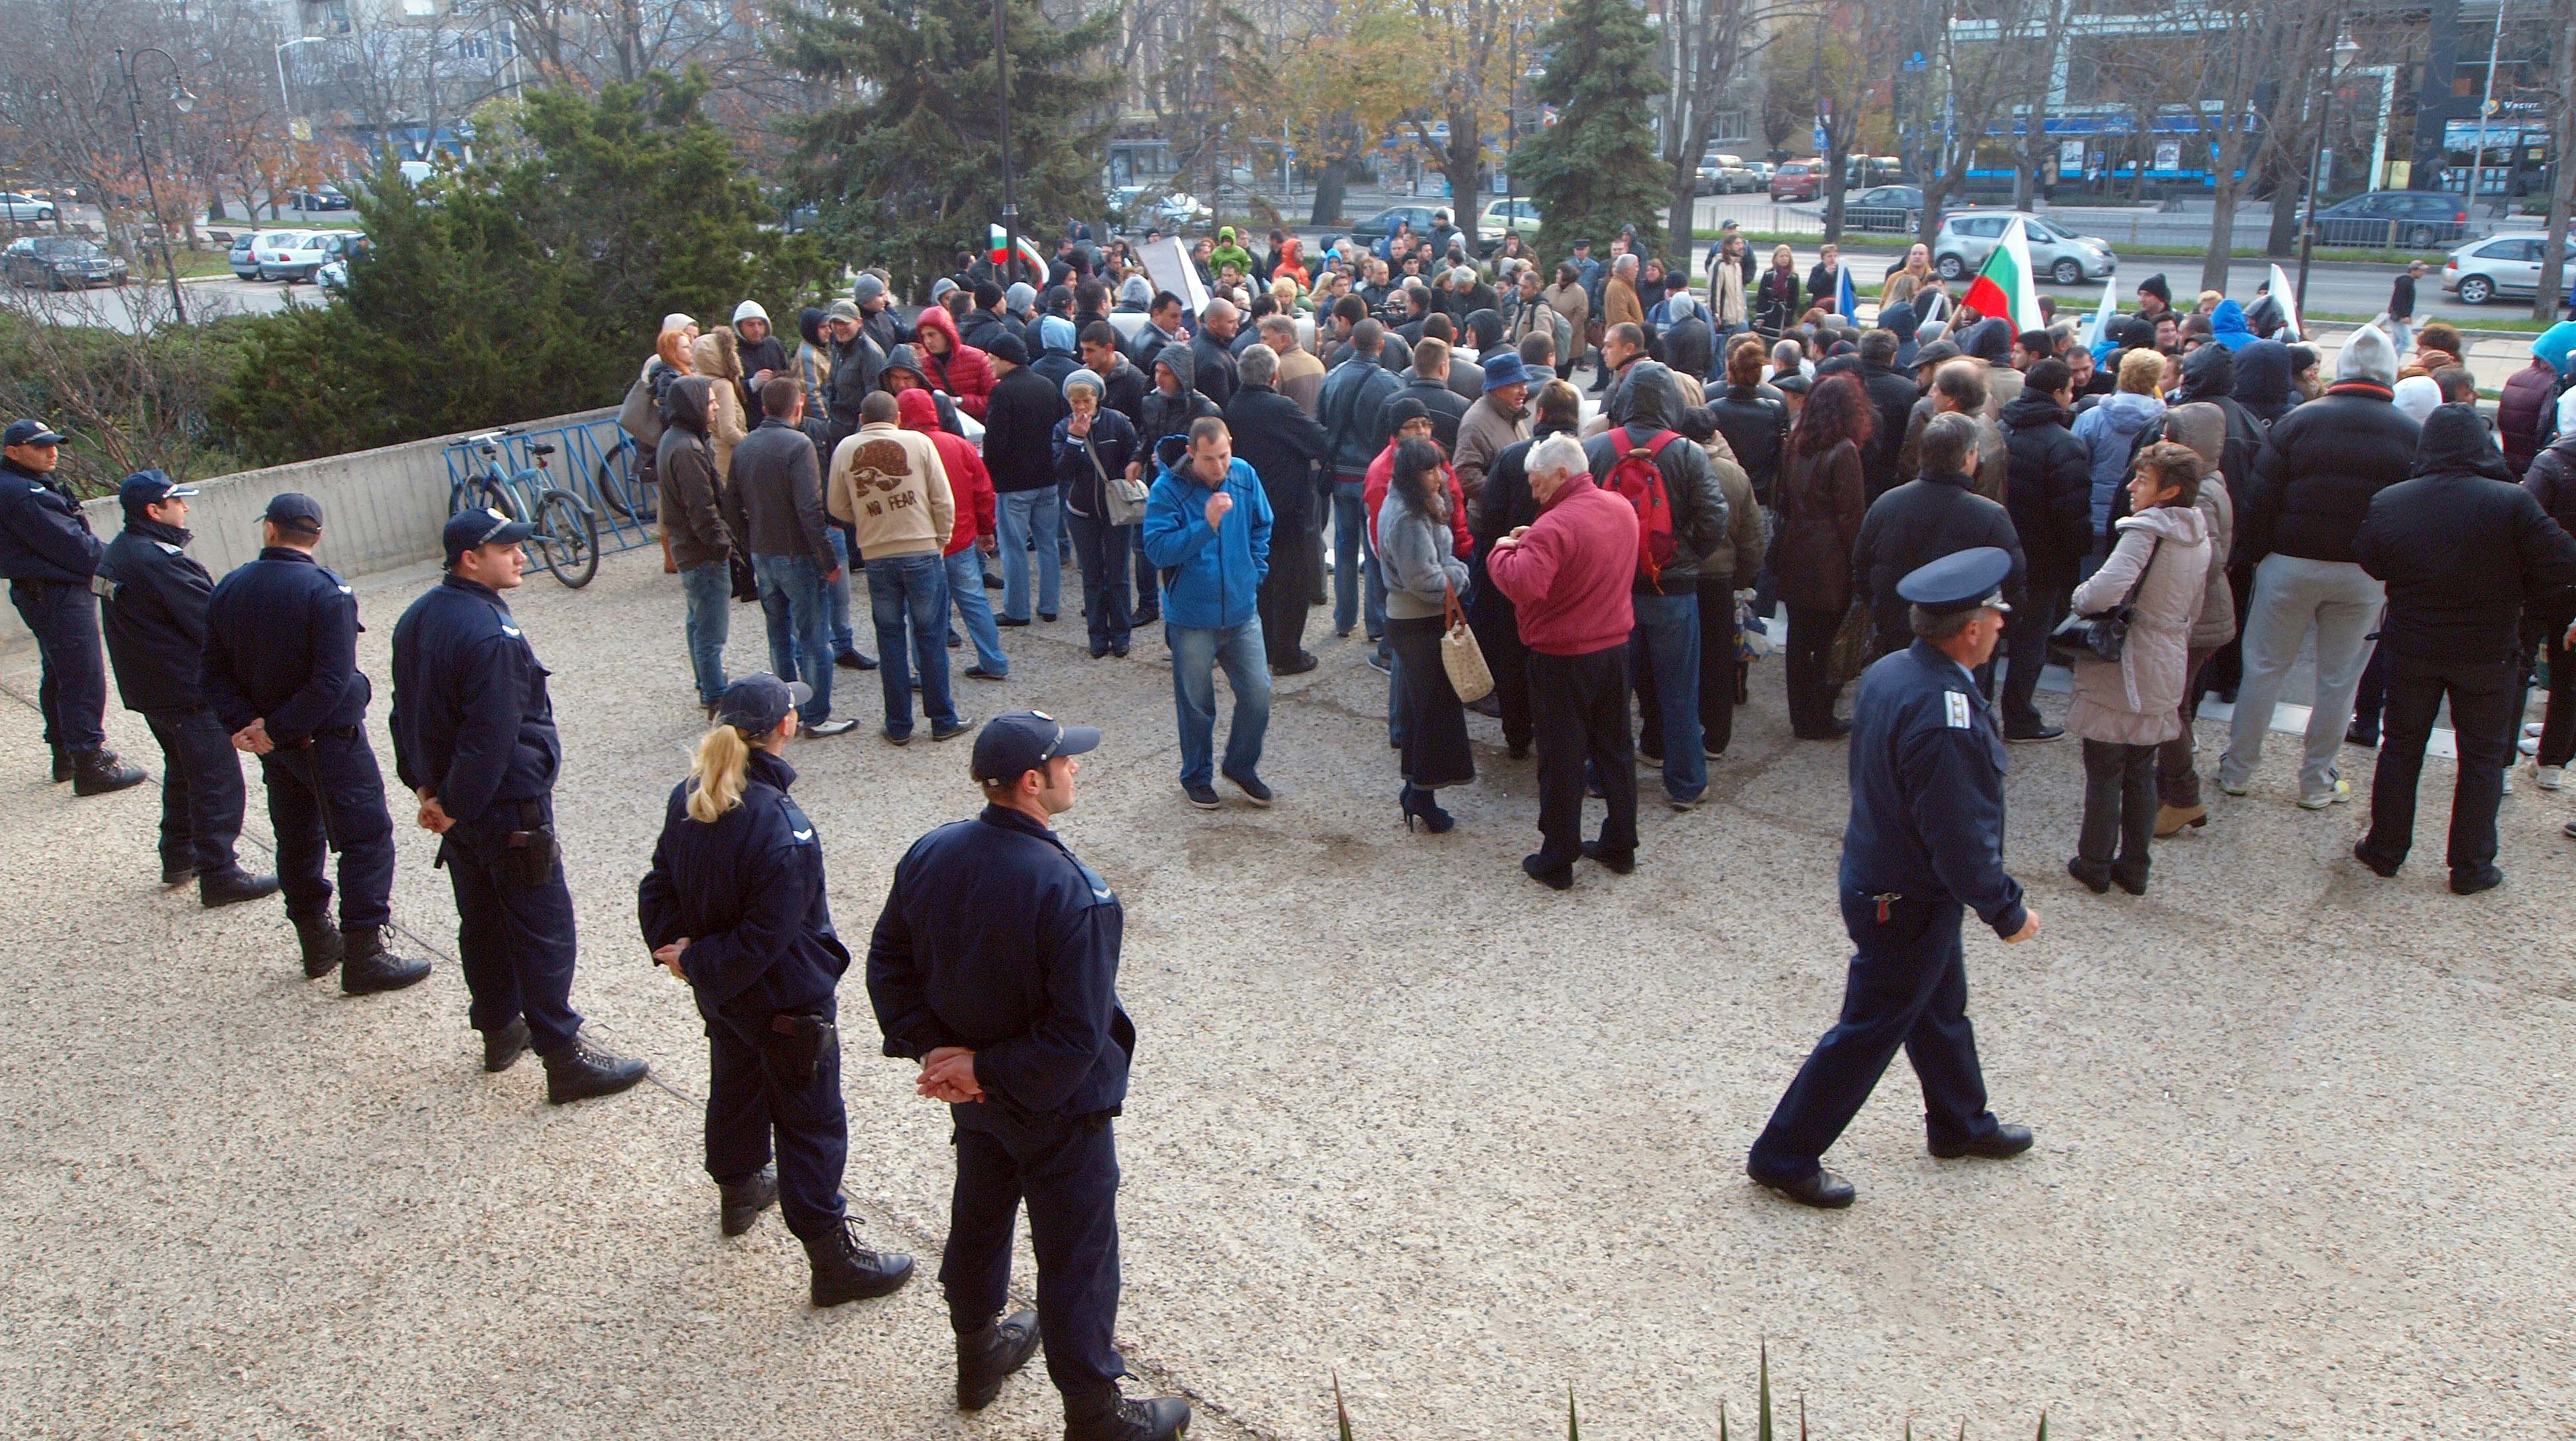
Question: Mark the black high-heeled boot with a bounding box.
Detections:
[1400,784,1454,833]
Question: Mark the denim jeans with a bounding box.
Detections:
[678,561,731,706]
[1065,510,1133,652]
[1330,478,1382,640]
[1167,619,1271,788]
[868,552,955,738]
[1629,592,1706,801]
[825,529,858,655]
[943,548,1008,676]
[753,553,834,722]
[997,488,1063,622]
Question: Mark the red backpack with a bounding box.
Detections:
[1602,429,1683,585]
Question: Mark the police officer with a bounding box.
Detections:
[1746,547,2041,1209]
[392,509,646,1101]
[204,493,430,995]
[866,712,1188,1440]
[1,417,144,794]
[639,673,915,1304]
[96,470,277,905]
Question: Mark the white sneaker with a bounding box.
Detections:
[2295,776,2352,810]
[2520,735,2540,756]
[2501,772,2516,796]
[2537,764,2564,791]
[2527,721,2545,738]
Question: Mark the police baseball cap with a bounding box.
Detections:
[5,418,66,448]
[443,506,533,564]
[261,492,326,535]
[716,673,812,734]
[971,709,1100,784]
[1898,546,2013,616]
[119,470,198,511]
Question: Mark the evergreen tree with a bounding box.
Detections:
[213,72,830,464]
[1517,0,1666,263]
[774,0,1118,296]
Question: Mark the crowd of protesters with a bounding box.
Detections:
[626,208,2576,898]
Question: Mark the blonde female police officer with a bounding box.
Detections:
[638,673,915,1308]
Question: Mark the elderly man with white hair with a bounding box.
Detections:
[1486,431,1642,890]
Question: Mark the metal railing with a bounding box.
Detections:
[440,413,655,559]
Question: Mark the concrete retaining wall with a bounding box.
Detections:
[1,407,617,651]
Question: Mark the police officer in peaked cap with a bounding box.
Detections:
[866,711,1189,1440]
[95,471,277,905]
[1748,547,2040,1209]
[1,417,145,793]
[639,673,915,1306]
[393,508,646,1101]
[202,492,430,995]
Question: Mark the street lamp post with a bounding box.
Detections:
[991,0,1019,286]
[276,36,326,117]
[115,46,197,324]
[2293,28,2362,320]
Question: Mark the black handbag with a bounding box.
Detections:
[2056,536,2159,662]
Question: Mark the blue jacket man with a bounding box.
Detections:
[391,508,646,1102]
[204,492,428,995]
[1139,423,1276,807]
[1749,547,2039,1210]
[1,417,143,792]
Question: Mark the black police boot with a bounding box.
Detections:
[482,1017,531,1073]
[955,1308,1041,1410]
[542,1031,649,1104]
[200,868,281,909]
[801,1219,915,1306]
[70,748,147,797]
[340,925,432,996]
[1063,1383,1191,1441]
[50,744,72,784]
[719,1164,778,1237]
[292,914,345,979]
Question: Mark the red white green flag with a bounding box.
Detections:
[1963,217,2045,334]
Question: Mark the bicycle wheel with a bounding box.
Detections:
[596,438,657,521]
[477,477,519,520]
[533,490,599,588]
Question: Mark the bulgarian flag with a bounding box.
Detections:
[1963,217,2045,334]
[988,222,1011,265]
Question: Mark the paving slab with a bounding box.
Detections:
[3,544,2570,1437]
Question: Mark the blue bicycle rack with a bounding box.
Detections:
[440,414,655,559]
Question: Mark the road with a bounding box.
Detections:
[6,272,314,332]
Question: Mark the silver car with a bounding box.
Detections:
[2441,233,2576,305]
[1932,212,2118,285]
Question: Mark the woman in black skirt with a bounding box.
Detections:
[1374,437,1475,831]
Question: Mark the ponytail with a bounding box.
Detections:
[686,724,753,823]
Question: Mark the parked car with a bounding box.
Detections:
[2298,190,2470,249]
[1350,204,1443,245]
[241,230,308,280]
[287,184,352,211]
[1742,160,1776,189]
[1770,161,1823,202]
[1153,192,1211,230]
[1475,196,1542,251]
[1842,184,1927,234]
[1933,211,2118,284]
[5,235,125,289]
[1697,153,1759,195]
[1844,155,1909,188]
[259,230,369,283]
[2442,232,2576,305]
[1,190,58,223]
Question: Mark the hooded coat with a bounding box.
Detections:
[2159,403,2239,649]
[690,330,749,482]
[1580,363,1728,594]
[2066,500,2211,744]
[911,305,995,419]
[1031,315,1082,391]
[2209,299,2256,352]
[2230,340,2297,427]
[897,388,995,556]
[2356,405,2576,664]
[656,376,732,572]
[1139,343,1221,455]
[2166,342,2266,501]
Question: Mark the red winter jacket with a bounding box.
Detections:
[912,305,995,419]
[1486,474,1638,655]
[897,388,994,555]
[1363,439,1471,559]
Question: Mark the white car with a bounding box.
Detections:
[1,191,57,222]
[1933,211,2118,284]
[259,230,365,283]
[2441,233,2576,305]
[246,229,310,280]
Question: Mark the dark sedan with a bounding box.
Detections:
[287,185,353,211]
[4,236,127,289]
[1842,185,1925,234]
[2299,190,2471,250]
[1350,204,1443,246]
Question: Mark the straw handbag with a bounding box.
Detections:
[1440,582,1494,704]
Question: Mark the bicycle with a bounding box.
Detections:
[450,428,601,588]
[594,430,657,523]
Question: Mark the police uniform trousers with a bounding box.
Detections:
[702,998,847,1241]
[941,1109,1124,1397]
[258,728,396,930]
[144,707,247,878]
[439,793,584,1054]
[1746,892,2004,1184]
[10,579,107,752]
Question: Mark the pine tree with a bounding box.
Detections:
[774,0,1118,296]
[1517,0,1667,263]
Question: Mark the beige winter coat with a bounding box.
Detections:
[2066,504,2212,745]
[2159,402,2239,649]
[691,332,749,482]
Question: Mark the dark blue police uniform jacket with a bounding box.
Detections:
[97,517,214,714]
[639,748,848,1020]
[0,457,99,584]
[1843,640,2028,939]
[389,575,561,827]
[203,547,371,739]
[866,805,1133,1127]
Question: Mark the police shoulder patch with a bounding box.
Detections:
[155,541,183,555]
[779,799,816,845]
[1943,690,1971,730]
[499,623,521,638]
[1074,858,1116,906]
